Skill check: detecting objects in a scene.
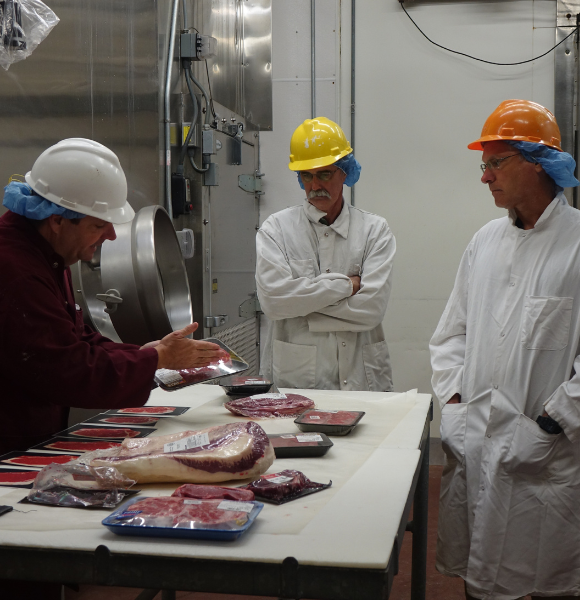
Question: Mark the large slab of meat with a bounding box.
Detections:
[224,393,314,419]
[172,484,255,501]
[90,422,275,484]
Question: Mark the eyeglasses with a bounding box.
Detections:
[480,153,520,174]
[299,169,339,183]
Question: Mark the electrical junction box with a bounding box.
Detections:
[180,32,217,61]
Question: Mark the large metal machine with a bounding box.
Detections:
[0,0,272,374]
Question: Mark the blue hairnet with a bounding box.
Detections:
[506,141,579,190]
[3,181,86,220]
[297,152,362,190]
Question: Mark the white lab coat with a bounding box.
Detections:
[431,194,580,600]
[256,199,395,391]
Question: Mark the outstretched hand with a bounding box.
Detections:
[148,323,223,370]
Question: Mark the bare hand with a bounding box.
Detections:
[154,323,223,370]
[447,393,461,405]
[349,275,361,295]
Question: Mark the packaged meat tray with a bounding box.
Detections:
[105,406,190,417]
[294,409,365,436]
[219,375,273,397]
[244,470,331,505]
[53,425,154,440]
[0,451,78,468]
[268,433,333,458]
[31,438,123,454]
[154,339,249,391]
[83,414,161,427]
[102,496,263,541]
[224,393,315,419]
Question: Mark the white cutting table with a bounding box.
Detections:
[0,386,432,600]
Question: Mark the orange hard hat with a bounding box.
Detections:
[468,99,562,152]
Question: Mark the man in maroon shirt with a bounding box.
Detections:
[0,138,221,454]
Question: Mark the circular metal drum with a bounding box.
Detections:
[74,205,193,346]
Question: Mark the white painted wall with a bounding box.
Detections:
[260,0,556,436]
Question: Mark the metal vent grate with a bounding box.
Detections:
[212,317,259,377]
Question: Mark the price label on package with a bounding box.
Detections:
[218,500,254,513]
[249,393,288,400]
[296,434,323,443]
[308,415,321,420]
[264,475,294,484]
[155,369,184,386]
[183,499,202,505]
[164,432,210,453]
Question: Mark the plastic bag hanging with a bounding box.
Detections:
[0,0,59,71]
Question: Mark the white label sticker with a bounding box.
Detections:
[218,500,254,513]
[155,369,184,386]
[164,432,210,453]
[314,409,339,413]
[264,475,294,484]
[183,499,202,505]
[249,393,287,400]
[297,434,323,442]
[280,434,296,439]
[308,415,321,420]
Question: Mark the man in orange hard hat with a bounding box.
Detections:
[256,117,396,391]
[431,100,580,600]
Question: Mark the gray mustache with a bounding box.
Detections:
[308,190,331,199]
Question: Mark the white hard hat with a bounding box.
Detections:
[25,138,135,224]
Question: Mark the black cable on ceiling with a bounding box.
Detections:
[400,1,579,66]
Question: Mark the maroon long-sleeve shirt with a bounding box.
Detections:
[0,211,159,453]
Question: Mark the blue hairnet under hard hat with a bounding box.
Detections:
[506,141,579,190]
[297,152,362,190]
[3,181,86,220]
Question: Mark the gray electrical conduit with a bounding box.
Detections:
[163,0,180,219]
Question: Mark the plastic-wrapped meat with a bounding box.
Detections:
[224,394,314,419]
[90,422,275,484]
[156,350,236,390]
[172,484,254,501]
[115,496,251,529]
[245,470,331,504]
[296,410,363,425]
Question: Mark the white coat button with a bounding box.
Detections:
[487,434,491,438]
[343,380,347,384]
[324,232,329,237]
[342,342,346,347]
[493,384,498,389]
[480,486,485,491]
[509,282,515,287]
[326,268,330,273]
[501,332,505,337]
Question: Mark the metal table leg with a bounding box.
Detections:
[410,427,430,600]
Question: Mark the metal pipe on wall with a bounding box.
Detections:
[351,0,356,207]
[311,0,316,118]
[164,0,181,220]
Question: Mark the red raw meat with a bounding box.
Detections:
[246,470,329,502]
[0,471,37,485]
[102,416,158,425]
[224,394,314,419]
[5,455,76,467]
[70,428,140,439]
[172,484,255,501]
[297,410,362,426]
[46,440,121,452]
[117,407,174,414]
[126,496,250,527]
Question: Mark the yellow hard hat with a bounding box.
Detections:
[468,99,562,152]
[288,117,352,171]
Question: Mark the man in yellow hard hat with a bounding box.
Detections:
[430,100,580,600]
[256,117,396,391]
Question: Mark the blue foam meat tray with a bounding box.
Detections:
[102,496,264,541]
